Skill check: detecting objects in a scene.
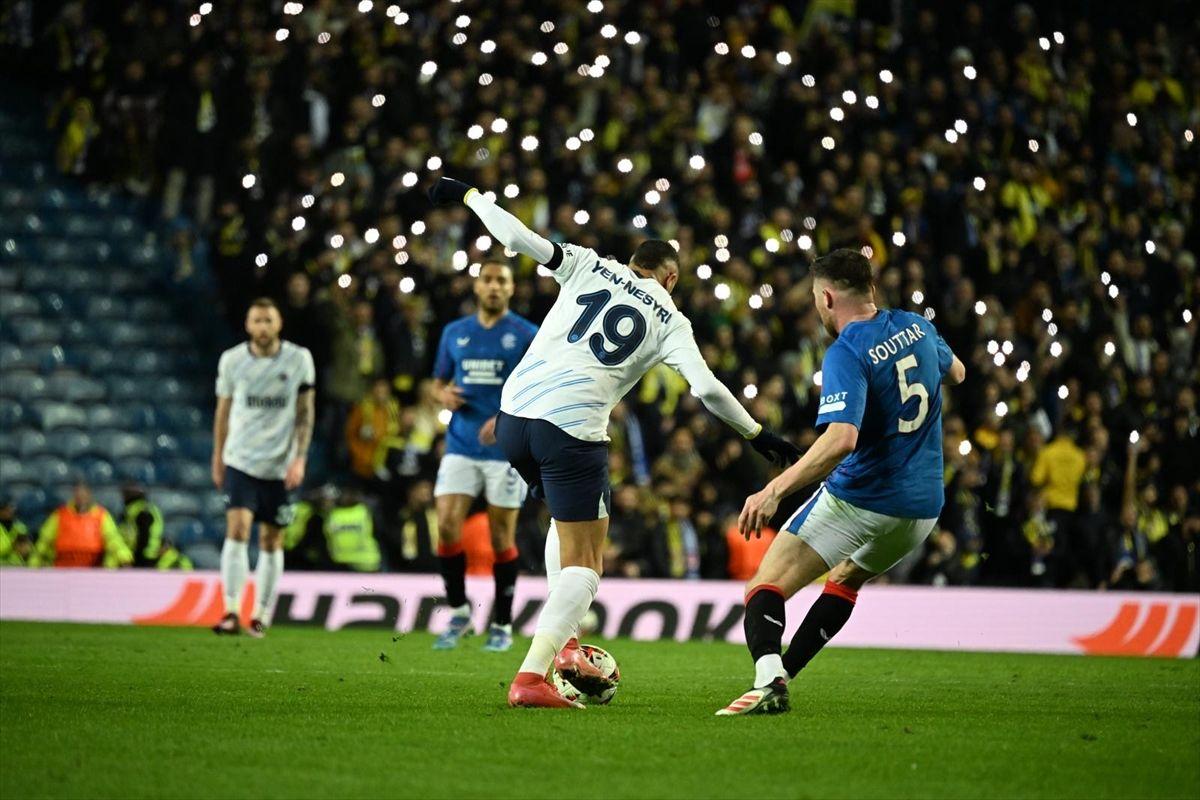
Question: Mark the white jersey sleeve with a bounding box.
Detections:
[659,320,760,438]
[500,251,759,442]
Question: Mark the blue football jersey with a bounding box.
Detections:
[433,312,538,460]
[816,308,954,519]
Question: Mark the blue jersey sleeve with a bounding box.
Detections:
[935,334,954,377]
[816,342,868,429]
[433,326,454,381]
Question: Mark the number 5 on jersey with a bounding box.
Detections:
[568,290,647,366]
[895,354,929,433]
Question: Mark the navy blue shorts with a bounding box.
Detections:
[224,465,293,527]
[494,412,610,522]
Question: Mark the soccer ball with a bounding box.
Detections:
[553,643,620,705]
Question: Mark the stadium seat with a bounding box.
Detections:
[174,461,210,489]
[91,485,123,514]
[80,457,115,485]
[0,456,32,484]
[27,343,68,373]
[32,402,88,430]
[91,430,153,460]
[201,493,225,518]
[154,489,201,517]
[152,459,178,485]
[106,376,143,402]
[13,485,48,518]
[10,318,61,345]
[46,429,96,459]
[0,342,25,371]
[6,372,46,401]
[37,291,74,316]
[157,405,204,432]
[79,348,119,376]
[130,350,167,375]
[152,433,181,459]
[44,373,107,403]
[170,516,207,546]
[115,457,156,485]
[0,291,38,316]
[128,298,170,323]
[16,429,50,458]
[29,454,73,485]
[84,295,123,319]
[0,398,23,429]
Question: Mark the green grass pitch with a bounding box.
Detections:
[1,622,1197,799]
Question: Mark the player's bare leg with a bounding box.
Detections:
[214,508,253,635]
[716,535,829,715]
[483,504,520,652]
[508,517,606,709]
[246,524,285,638]
[434,494,474,649]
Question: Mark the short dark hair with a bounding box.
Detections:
[249,297,279,311]
[811,248,873,294]
[630,240,679,274]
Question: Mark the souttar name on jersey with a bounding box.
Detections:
[865,322,926,365]
[590,262,674,324]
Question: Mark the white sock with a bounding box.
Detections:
[754,654,787,688]
[220,538,249,614]
[519,566,598,675]
[542,521,579,641]
[253,548,284,623]
[544,520,561,593]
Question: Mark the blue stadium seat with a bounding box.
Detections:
[0,342,25,371]
[0,432,14,457]
[182,432,214,461]
[29,454,73,485]
[13,485,48,518]
[155,489,201,517]
[92,430,153,460]
[0,291,38,316]
[174,461,210,489]
[121,404,157,430]
[0,455,32,484]
[80,457,115,485]
[16,429,49,458]
[32,402,88,430]
[0,397,25,429]
[157,405,204,432]
[106,376,142,402]
[0,262,20,290]
[5,372,46,401]
[27,343,68,373]
[37,291,75,316]
[201,493,225,518]
[46,429,96,459]
[85,405,120,430]
[79,348,119,376]
[115,457,156,485]
[170,517,207,546]
[91,485,123,515]
[84,296,123,319]
[152,433,181,459]
[61,213,107,237]
[43,373,106,403]
[130,350,167,375]
[11,318,61,345]
[19,269,62,292]
[152,459,178,485]
[128,298,170,323]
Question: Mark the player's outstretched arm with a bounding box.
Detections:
[739,423,859,538]
[660,329,800,465]
[429,176,557,265]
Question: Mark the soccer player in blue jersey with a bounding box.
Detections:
[717,249,966,715]
[431,261,538,653]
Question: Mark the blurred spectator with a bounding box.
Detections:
[346,378,400,483]
[35,482,131,568]
[1030,426,1087,586]
[118,485,192,571]
[650,493,703,579]
[323,488,380,573]
[386,480,439,572]
[284,487,334,571]
[724,518,776,582]
[0,497,33,567]
[54,97,98,176]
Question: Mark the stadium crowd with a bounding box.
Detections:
[9,0,1198,590]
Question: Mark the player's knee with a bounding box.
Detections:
[260,529,284,552]
[437,512,464,542]
[226,520,251,542]
[828,559,872,589]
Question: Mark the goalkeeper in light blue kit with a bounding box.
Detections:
[718,248,966,716]
[429,176,802,709]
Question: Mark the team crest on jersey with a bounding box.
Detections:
[501,332,518,350]
[278,373,288,381]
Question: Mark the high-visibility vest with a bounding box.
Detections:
[324,504,380,572]
[122,499,164,563]
[53,505,108,567]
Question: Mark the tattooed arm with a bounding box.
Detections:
[286,388,315,490]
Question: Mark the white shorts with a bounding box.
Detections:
[782,483,936,574]
[434,454,528,509]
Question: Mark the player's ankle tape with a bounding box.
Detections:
[822,580,858,604]
[495,546,519,563]
[437,542,465,558]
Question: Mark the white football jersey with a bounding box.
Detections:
[501,244,738,442]
[216,340,316,480]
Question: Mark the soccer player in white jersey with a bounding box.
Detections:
[211,298,316,637]
[430,176,801,708]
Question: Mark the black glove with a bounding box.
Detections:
[749,428,802,467]
[428,176,473,206]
